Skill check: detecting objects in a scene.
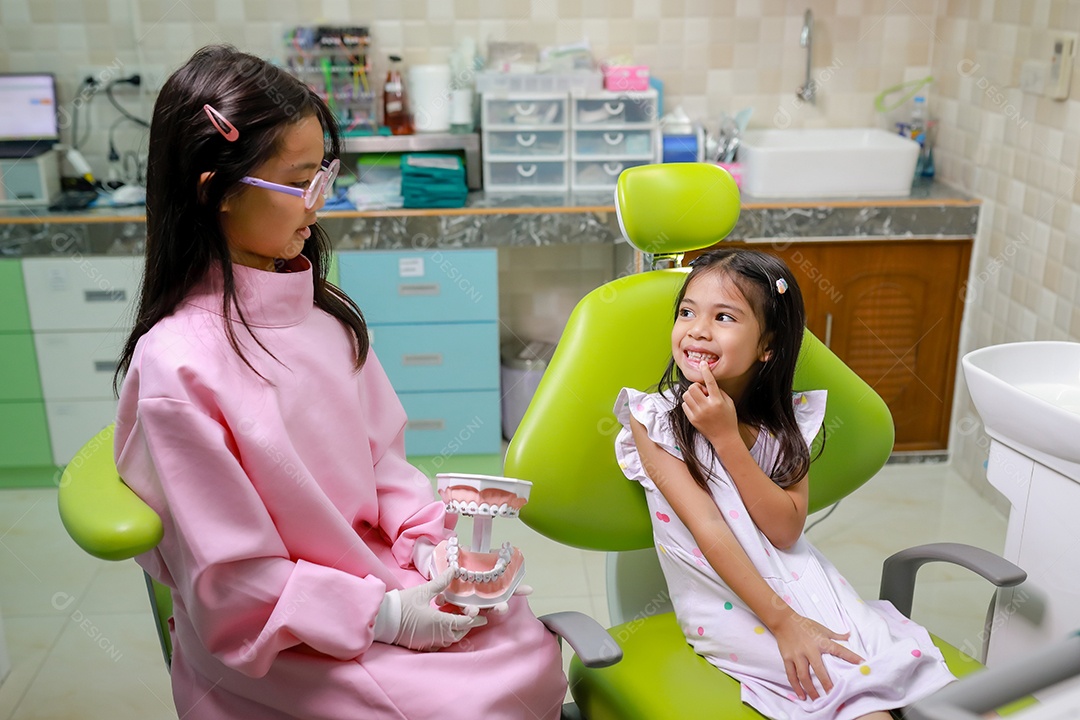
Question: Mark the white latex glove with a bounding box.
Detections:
[487,583,533,616]
[374,570,487,651]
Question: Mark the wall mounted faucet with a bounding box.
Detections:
[796,9,816,104]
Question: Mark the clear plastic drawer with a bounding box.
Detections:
[485,130,567,157]
[485,160,568,191]
[483,97,566,127]
[572,160,651,190]
[574,93,658,126]
[574,129,655,157]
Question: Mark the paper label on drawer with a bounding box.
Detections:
[399,257,424,277]
[48,268,68,291]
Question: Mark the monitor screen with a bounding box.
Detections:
[0,74,59,142]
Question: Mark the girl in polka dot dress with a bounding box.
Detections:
[614,249,955,720]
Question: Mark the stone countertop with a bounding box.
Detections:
[0,179,978,257]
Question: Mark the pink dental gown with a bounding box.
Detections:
[114,256,566,720]
[614,388,955,720]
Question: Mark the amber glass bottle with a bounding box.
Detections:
[383,54,412,134]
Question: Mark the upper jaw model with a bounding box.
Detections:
[433,474,532,608]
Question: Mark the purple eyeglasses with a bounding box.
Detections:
[202,104,339,210]
[239,158,340,210]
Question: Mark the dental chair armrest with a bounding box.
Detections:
[879,542,1026,618]
[539,611,623,668]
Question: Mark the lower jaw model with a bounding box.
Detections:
[433,474,532,608]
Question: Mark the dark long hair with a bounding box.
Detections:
[114,45,368,392]
[658,248,815,490]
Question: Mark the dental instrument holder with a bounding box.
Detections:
[435,474,532,608]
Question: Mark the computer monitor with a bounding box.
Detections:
[0,73,59,158]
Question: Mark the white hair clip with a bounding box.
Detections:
[776,278,789,295]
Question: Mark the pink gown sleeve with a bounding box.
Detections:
[355,351,454,571]
[118,396,389,678]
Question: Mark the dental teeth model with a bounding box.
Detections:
[433,474,532,608]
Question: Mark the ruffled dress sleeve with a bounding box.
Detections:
[792,389,828,449]
[613,387,681,490]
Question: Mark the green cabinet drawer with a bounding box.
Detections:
[0,259,31,332]
[0,401,52,467]
[338,249,499,324]
[0,333,44,401]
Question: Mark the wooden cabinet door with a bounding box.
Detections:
[691,240,971,450]
[827,241,969,450]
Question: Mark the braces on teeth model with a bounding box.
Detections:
[433,474,531,608]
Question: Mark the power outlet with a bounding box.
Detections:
[77,63,167,93]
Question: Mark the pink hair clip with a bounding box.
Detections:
[203,104,239,142]
[776,278,789,295]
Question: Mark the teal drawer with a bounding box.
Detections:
[338,249,498,324]
[0,401,52,467]
[370,322,498,392]
[0,259,31,332]
[398,390,502,456]
[0,332,44,401]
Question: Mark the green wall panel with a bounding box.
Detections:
[0,402,53,468]
[0,259,31,332]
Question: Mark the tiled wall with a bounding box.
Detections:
[2,0,1078,503]
[0,0,939,174]
[933,0,1080,511]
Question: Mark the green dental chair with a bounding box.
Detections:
[503,162,1029,719]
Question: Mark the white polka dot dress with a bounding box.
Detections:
[614,388,955,720]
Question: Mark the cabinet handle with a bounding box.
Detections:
[84,289,126,303]
[516,133,537,147]
[604,101,625,116]
[513,102,537,116]
[94,360,119,373]
[402,353,443,366]
[603,132,624,146]
[602,162,625,175]
[516,163,538,178]
[824,312,833,349]
[407,419,446,432]
[398,283,440,296]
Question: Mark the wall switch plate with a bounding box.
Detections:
[1020,60,1046,95]
[1047,33,1076,100]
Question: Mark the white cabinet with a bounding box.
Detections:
[481,90,660,192]
[571,90,660,191]
[984,441,1080,667]
[482,93,570,192]
[22,256,141,465]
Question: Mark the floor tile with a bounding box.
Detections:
[0,489,100,618]
[9,611,174,720]
[0,616,65,719]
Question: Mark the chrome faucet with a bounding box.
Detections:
[796,9,815,104]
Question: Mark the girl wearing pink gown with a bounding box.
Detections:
[113,45,565,720]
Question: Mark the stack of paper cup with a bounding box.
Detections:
[409,64,452,133]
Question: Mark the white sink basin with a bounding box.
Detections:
[738,128,919,199]
[962,341,1080,476]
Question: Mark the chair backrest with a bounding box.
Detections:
[503,163,895,552]
[58,424,173,668]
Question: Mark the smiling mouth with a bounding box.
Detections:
[686,350,719,366]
